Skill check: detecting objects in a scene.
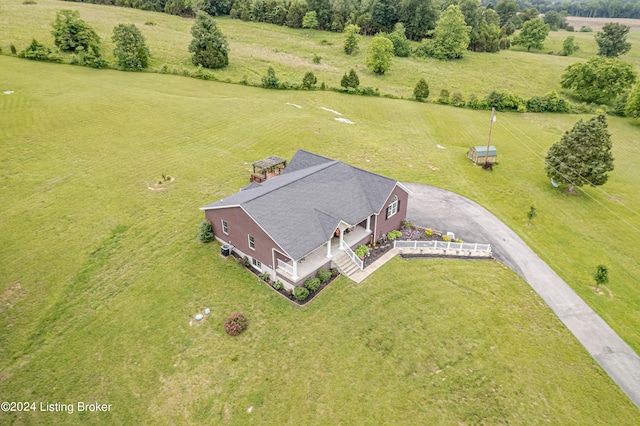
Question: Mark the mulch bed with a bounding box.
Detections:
[229,251,337,306]
[362,225,449,268]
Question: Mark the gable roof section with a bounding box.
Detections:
[201,150,403,260]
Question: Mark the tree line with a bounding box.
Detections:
[490,0,640,20]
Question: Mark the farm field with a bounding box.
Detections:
[1,56,640,422]
[2,0,640,100]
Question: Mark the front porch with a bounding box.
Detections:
[276,224,371,284]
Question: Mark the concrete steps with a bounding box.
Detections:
[334,251,360,277]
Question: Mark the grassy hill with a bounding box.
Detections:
[2,0,640,100]
[1,56,639,422]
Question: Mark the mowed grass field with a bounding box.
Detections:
[1,56,640,423]
[2,0,640,99]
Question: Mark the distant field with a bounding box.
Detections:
[2,0,640,101]
[0,57,639,422]
[566,16,640,31]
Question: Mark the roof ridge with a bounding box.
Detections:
[240,160,338,204]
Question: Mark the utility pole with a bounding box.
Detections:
[484,107,496,168]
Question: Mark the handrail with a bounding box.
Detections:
[342,242,364,270]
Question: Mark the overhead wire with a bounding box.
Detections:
[494,113,640,236]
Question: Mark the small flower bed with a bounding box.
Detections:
[224,313,248,336]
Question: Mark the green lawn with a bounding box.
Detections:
[1,57,639,422]
[2,0,640,100]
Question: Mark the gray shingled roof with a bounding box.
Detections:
[201,150,399,260]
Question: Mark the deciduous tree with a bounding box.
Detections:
[560,56,636,103]
[512,17,549,51]
[561,36,578,56]
[343,24,361,55]
[51,10,101,55]
[366,34,394,74]
[593,265,609,290]
[302,11,319,29]
[595,22,631,57]
[431,5,471,60]
[112,23,150,70]
[385,23,411,57]
[189,12,229,69]
[544,114,614,193]
[625,83,640,119]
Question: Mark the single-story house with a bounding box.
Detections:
[200,149,410,290]
[468,145,497,164]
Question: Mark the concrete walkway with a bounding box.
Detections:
[404,182,640,409]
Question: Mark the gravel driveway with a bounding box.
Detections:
[404,182,640,409]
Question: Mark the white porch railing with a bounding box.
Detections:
[393,240,492,253]
[277,258,294,275]
[342,242,364,270]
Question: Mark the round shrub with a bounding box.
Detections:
[442,235,451,242]
[354,244,369,258]
[386,230,402,241]
[316,269,332,284]
[272,281,284,290]
[198,220,215,243]
[224,313,248,336]
[425,228,433,237]
[294,286,309,301]
[304,277,321,292]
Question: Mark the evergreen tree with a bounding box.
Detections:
[302,71,317,89]
[432,5,471,60]
[189,12,229,69]
[413,78,429,101]
[545,114,614,193]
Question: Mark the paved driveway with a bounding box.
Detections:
[404,182,640,409]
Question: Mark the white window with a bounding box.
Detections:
[252,258,262,269]
[386,196,399,219]
[248,234,255,250]
[221,220,228,234]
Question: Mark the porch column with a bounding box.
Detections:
[365,216,371,232]
[339,229,344,250]
[292,260,298,280]
[326,239,332,258]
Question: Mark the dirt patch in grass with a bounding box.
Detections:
[1,281,25,311]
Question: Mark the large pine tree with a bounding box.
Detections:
[189,12,229,69]
[545,114,614,193]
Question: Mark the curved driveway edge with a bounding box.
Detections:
[404,182,640,409]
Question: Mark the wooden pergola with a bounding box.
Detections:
[250,155,287,183]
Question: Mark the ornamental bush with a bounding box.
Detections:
[354,244,369,258]
[386,230,402,241]
[224,313,248,336]
[272,281,284,290]
[442,235,452,242]
[198,220,215,242]
[294,286,309,301]
[316,268,332,283]
[425,228,433,236]
[304,277,321,292]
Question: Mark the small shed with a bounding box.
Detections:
[468,146,497,164]
[250,155,287,183]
